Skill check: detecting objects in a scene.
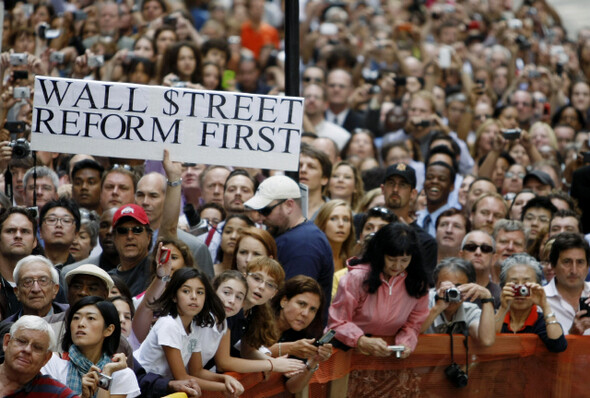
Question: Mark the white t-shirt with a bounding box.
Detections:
[134,315,201,378]
[41,353,140,397]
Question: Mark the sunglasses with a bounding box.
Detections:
[462,243,494,253]
[303,76,323,84]
[116,226,146,235]
[258,199,286,217]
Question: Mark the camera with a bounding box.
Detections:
[10,53,28,66]
[445,363,468,388]
[9,139,31,159]
[13,87,31,100]
[38,23,61,40]
[5,121,26,134]
[50,51,65,64]
[513,284,530,297]
[388,345,405,358]
[413,119,431,128]
[444,287,461,303]
[163,15,177,26]
[502,129,521,140]
[96,372,112,390]
[88,55,105,68]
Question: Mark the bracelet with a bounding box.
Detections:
[167,178,182,187]
[306,361,319,372]
[480,298,494,304]
[267,359,274,372]
[547,320,560,325]
[278,342,282,357]
[545,312,556,319]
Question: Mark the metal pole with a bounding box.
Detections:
[284,0,300,97]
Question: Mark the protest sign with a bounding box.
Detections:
[32,77,304,170]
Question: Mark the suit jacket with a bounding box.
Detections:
[342,109,368,133]
[571,165,590,234]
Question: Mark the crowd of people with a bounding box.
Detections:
[1,0,590,396]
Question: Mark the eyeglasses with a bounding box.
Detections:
[247,272,278,291]
[303,76,323,84]
[257,199,286,217]
[112,164,133,172]
[44,216,75,226]
[10,336,47,354]
[19,276,52,288]
[462,243,494,253]
[505,172,526,179]
[115,226,146,235]
[368,207,394,217]
[524,213,550,223]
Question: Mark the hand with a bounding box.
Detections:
[102,353,128,376]
[356,336,391,357]
[162,148,182,181]
[398,344,412,359]
[491,129,506,152]
[81,371,99,398]
[223,375,244,397]
[500,282,515,310]
[317,343,333,362]
[168,379,202,397]
[155,242,173,277]
[457,283,491,303]
[569,310,590,335]
[163,73,180,87]
[527,282,547,307]
[518,129,532,150]
[283,338,318,359]
[272,356,306,373]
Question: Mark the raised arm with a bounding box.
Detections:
[159,149,182,238]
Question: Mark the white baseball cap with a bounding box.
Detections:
[244,175,301,210]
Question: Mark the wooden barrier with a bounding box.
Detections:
[202,334,590,397]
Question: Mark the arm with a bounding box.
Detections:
[326,271,367,348]
[160,149,182,238]
[394,293,429,354]
[495,283,513,333]
[477,130,506,179]
[285,344,332,394]
[533,283,565,341]
[268,338,317,359]
[461,283,496,347]
[187,352,244,396]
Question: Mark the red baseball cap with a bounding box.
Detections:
[112,204,150,226]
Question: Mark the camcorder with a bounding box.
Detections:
[444,287,461,303]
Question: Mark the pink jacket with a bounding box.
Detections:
[327,263,429,350]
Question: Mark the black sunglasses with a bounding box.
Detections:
[116,226,146,235]
[303,76,323,83]
[258,199,286,217]
[462,243,494,253]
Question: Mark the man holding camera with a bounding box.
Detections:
[420,258,495,347]
[543,232,590,335]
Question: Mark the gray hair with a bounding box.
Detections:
[499,253,543,287]
[461,230,496,252]
[13,255,59,285]
[433,257,476,284]
[10,315,56,351]
[493,219,529,241]
[80,209,100,248]
[23,166,59,191]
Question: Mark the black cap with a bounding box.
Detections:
[524,170,554,188]
[384,163,416,189]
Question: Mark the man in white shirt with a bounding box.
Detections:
[543,232,590,335]
[303,84,350,150]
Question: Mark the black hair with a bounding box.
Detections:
[551,105,586,130]
[521,196,558,221]
[197,202,226,223]
[71,159,105,180]
[223,169,258,194]
[108,295,136,319]
[426,145,459,173]
[426,161,456,184]
[62,296,121,356]
[39,197,81,232]
[216,214,255,263]
[549,232,590,267]
[109,274,132,301]
[477,151,515,168]
[300,143,333,179]
[360,223,429,298]
[149,268,225,327]
[201,38,230,63]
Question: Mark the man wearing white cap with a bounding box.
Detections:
[244,176,334,318]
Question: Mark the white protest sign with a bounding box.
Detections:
[32,77,304,170]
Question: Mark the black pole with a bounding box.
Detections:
[284,0,299,98]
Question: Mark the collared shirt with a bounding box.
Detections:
[5,374,77,398]
[543,278,590,335]
[424,289,482,335]
[325,109,349,127]
[417,202,460,238]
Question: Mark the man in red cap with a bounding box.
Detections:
[108,204,153,296]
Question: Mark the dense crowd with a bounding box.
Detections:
[1,0,590,396]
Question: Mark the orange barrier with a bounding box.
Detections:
[202,334,590,397]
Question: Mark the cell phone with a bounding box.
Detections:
[88,55,105,68]
[163,15,177,26]
[10,53,28,66]
[13,70,28,80]
[221,70,236,90]
[314,329,336,346]
[96,372,112,390]
[502,129,521,140]
[74,10,88,21]
[50,52,65,64]
[159,247,171,264]
[414,119,431,128]
[5,121,26,133]
[13,87,31,100]
[580,297,590,317]
[438,46,451,69]
[393,77,407,86]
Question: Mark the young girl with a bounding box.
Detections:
[231,227,277,275]
[135,268,243,396]
[214,214,255,275]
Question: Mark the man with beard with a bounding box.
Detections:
[244,176,333,319]
[381,163,437,283]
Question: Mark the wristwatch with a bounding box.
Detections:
[167,178,182,187]
[480,297,494,304]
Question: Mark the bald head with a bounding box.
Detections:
[135,173,167,228]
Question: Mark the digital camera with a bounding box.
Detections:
[97,372,112,390]
[444,287,461,303]
[445,363,468,388]
[513,285,530,297]
[9,139,31,159]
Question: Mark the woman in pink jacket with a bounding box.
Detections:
[327,223,430,358]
